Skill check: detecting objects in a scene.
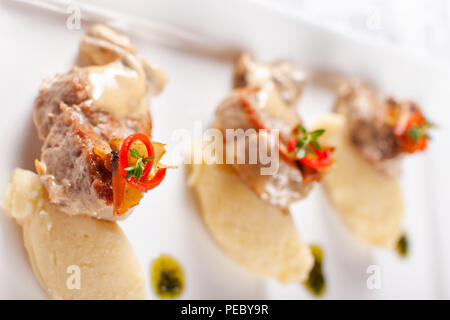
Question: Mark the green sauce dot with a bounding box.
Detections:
[396,234,409,258]
[303,245,326,296]
[151,254,184,299]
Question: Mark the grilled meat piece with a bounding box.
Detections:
[34,25,166,220]
[335,80,424,177]
[215,88,313,211]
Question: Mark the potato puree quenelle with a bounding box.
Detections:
[314,114,403,247]
[188,159,313,282]
[2,168,147,299]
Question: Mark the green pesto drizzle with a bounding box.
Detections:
[151,254,184,299]
[396,233,409,258]
[303,245,326,296]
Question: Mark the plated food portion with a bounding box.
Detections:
[335,80,431,176]
[34,24,168,220]
[189,54,332,285]
[315,80,433,247]
[1,20,435,300]
[2,25,169,299]
[188,53,434,291]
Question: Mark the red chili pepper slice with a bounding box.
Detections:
[119,133,154,181]
[118,133,167,192]
[406,112,425,129]
[396,111,430,153]
[299,145,333,171]
[125,167,167,192]
[288,137,297,153]
[398,134,428,153]
[288,137,332,171]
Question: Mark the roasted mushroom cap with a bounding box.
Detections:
[233,52,306,108]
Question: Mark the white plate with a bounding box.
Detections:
[0,0,449,299]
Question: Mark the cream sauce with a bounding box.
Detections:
[256,86,299,128]
[85,59,148,120]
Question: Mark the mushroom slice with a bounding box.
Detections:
[233,52,306,108]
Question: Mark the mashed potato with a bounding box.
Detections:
[188,162,313,282]
[2,168,146,299]
[314,114,403,247]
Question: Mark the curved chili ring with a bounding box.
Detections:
[288,137,332,171]
[299,146,333,171]
[396,111,429,153]
[119,133,154,181]
[125,167,167,192]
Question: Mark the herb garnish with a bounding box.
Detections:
[289,124,326,159]
[406,121,433,142]
[124,148,154,182]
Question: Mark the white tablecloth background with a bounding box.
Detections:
[262,0,450,63]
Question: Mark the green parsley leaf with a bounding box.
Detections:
[124,150,154,183]
[310,129,325,139]
[311,140,322,151]
[129,148,141,159]
[290,125,327,159]
[125,170,135,180]
[135,167,143,183]
[144,156,155,163]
